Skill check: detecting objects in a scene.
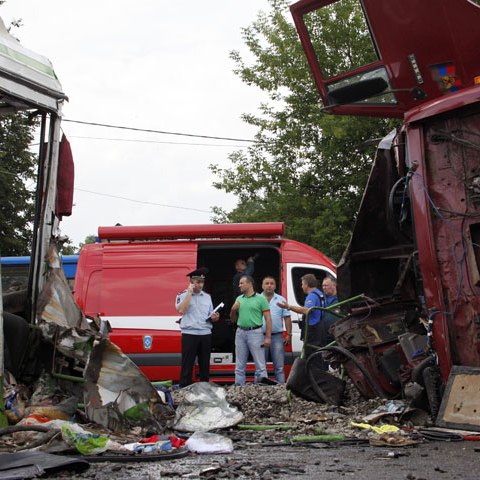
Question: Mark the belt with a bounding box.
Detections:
[238,325,262,331]
[271,332,283,335]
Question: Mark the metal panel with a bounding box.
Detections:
[436,366,480,432]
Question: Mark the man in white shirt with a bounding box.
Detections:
[261,276,292,383]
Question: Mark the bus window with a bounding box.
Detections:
[1,255,78,291]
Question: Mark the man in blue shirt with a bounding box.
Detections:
[176,268,220,387]
[261,276,292,383]
[321,275,339,346]
[277,273,326,368]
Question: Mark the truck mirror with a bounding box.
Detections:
[327,77,388,105]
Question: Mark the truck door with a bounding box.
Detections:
[290,0,480,118]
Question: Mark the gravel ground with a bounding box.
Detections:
[7,381,474,480]
[54,441,480,480]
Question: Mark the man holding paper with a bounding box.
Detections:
[175,267,220,387]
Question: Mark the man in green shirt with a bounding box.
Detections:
[230,275,272,385]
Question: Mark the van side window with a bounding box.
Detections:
[291,267,328,305]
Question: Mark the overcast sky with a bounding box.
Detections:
[0,1,289,246]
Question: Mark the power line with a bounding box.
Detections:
[63,118,255,143]
[68,135,248,148]
[0,165,213,213]
[75,188,211,214]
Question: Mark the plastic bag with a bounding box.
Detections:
[61,423,124,455]
[174,382,243,432]
[186,431,233,454]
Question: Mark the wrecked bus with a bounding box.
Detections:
[290,0,480,414]
[0,16,175,432]
[73,222,336,382]
[0,16,73,380]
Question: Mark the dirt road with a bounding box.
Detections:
[54,440,479,479]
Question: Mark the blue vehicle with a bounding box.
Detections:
[1,254,78,292]
[60,255,79,288]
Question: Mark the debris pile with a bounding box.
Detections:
[171,379,389,442]
[231,382,383,430]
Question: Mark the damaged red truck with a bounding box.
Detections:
[290,0,480,413]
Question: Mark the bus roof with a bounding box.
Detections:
[0,256,30,265]
[1,254,78,265]
[0,16,66,113]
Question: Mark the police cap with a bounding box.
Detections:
[187,267,209,280]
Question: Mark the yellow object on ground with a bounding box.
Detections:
[351,422,400,434]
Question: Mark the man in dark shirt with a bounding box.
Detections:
[232,256,256,298]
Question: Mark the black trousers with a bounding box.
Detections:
[180,333,212,387]
[304,322,328,371]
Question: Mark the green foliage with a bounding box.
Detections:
[303,0,378,78]
[78,234,96,250]
[60,237,77,255]
[0,113,37,256]
[210,0,398,261]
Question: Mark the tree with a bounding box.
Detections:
[78,234,96,250]
[59,236,77,255]
[0,113,37,256]
[210,0,398,261]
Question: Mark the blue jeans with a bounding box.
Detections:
[235,328,267,385]
[265,333,285,383]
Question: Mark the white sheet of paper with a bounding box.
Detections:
[212,302,224,314]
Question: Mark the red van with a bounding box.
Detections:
[74,222,335,382]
